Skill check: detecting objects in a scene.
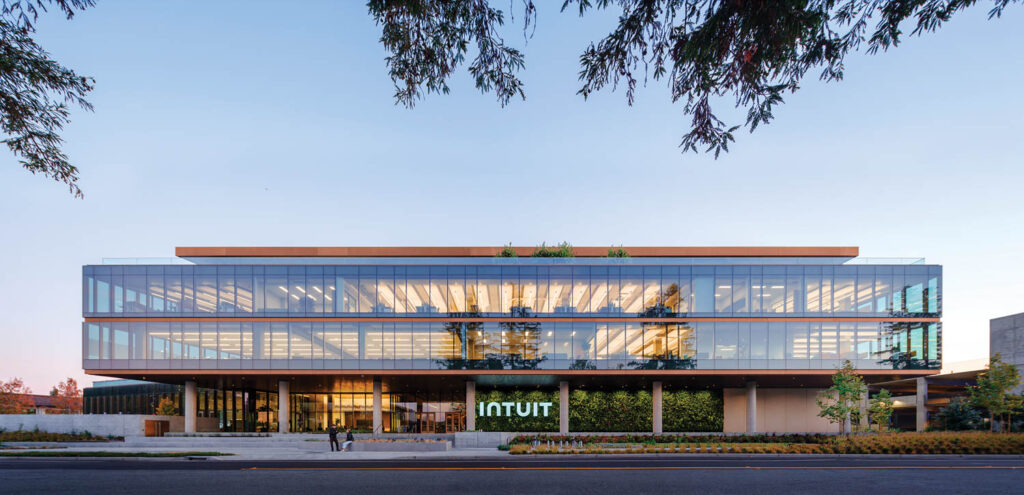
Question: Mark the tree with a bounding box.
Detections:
[1,0,95,197]
[0,377,34,414]
[816,360,867,435]
[51,377,82,414]
[868,388,894,431]
[935,397,982,431]
[969,354,1022,432]
[368,0,1022,157]
[155,396,177,416]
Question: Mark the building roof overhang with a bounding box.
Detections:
[175,246,860,258]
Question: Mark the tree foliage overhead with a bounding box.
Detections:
[1,0,94,197]
[368,0,1020,156]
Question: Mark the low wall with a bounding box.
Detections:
[723,388,841,433]
[0,414,165,437]
[0,415,220,436]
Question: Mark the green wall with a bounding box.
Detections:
[475,388,723,432]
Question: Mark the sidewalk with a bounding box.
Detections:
[1,442,508,461]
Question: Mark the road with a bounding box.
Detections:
[2,456,1022,494]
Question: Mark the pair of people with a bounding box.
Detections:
[328,425,354,452]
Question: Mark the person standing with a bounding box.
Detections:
[341,427,354,452]
[328,424,340,452]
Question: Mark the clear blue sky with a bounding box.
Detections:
[1,1,1021,392]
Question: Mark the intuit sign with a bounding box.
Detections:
[478,401,554,418]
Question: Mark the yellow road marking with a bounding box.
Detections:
[242,465,1024,471]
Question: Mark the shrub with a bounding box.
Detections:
[935,397,983,431]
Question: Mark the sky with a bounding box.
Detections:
[0,1,1021,393]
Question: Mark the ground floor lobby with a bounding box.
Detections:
[84,370,937,434]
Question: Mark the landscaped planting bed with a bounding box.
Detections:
[507,432,1024,455]
[0,430,120,442]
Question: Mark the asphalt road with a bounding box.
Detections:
[2,456,1023,494]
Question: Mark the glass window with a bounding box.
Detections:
[448,267,466,313]
[147,322,169,360]
[358,266,376,313]
[642,323,667,359]
[732,267,749,314]
[147,267,165,313]
[714,322,738,359]
[112,323,129,359]
[429,267,447,314]
[200,322,217,359]
[695,322,713,360]
[589,267,608,314]
[714,267,732,314]
[407,267,430,313]
[804,268,821,313]
[341,322,359,359]
[749,322,768,359]
[164,266,183,313]
[677,323,696,359]
[306,268,324,314]
[550,267,573,313]
[219,322,241,359]
[195,267,217,314]
[573,267,591,314]
[642,267,661,313]
[130,321,146,359]
[693,268,714,313]
[839,323,857,360]
[785,268,803,313]
[762,268,785,313]
[86,323,100,359]
[265,268,288,313]
[833,268,855,313]
[218,266,236,313]
[856,267,874,313]
[786,323,809,360]
[323,322,342,360]
[124,271,147,313]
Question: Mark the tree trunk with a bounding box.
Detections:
[990,412,994,433]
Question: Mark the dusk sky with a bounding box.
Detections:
[1,1,1022,393]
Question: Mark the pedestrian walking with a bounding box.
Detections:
[328,424,340,452]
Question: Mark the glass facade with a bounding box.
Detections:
[81,260,941,371]
[82,320,940,371]
[82,263,941,318]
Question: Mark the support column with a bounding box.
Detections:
[559,381,569,434]
[745,381,757,434]
[465,380,476,431]
[652,381,663,434]
[278,380,289,433]
[184,380,197,433]
[916,377,928,432]
[372,377,383,435]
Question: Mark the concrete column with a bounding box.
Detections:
[652,381,663,434]
[465,380,476,431]
[745,381,757,434]
[278,380,289,433]
[372,377,383,435]
[559,381,569,434]
[184,380,197,433]
[916,377,928,432]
